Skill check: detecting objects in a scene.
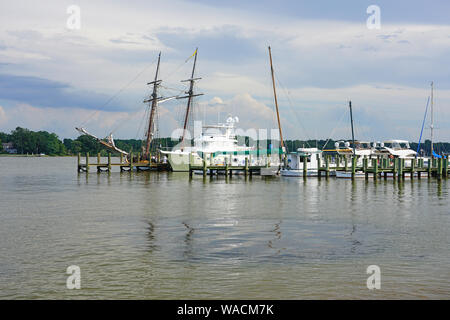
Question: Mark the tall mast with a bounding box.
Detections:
[144,52,162,159]
[349,100,356,155]
[178,48,203,150]
[430,81,434,156]
[268,46,285,157]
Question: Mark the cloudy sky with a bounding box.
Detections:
[0,0,449,142]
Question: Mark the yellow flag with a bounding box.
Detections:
[185,48,197,62]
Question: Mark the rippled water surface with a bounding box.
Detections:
[0,157,449,299]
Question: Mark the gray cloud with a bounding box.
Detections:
[0,73,128,111]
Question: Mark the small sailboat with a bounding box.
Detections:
[280,148,322,177]
[335,101,370,178]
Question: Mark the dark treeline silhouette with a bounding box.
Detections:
[1,127,449,156]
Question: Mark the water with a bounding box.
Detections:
[0,157,449,299]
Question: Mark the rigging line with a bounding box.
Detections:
[273,72,312,147]
[135,107,149,141]
[108,106,147,136]
[321,105,348,151]
[79,56,159,128]
[159,84,186,94]
[161,58,190,83]
[417,96,430,154]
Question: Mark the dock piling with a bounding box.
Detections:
[86,152,90,173]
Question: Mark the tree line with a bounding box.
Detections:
[0,127,449,156]
[0,127,179,156]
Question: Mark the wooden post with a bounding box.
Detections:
[393,158,397,179]
[202,158,207,177]
[399,159,404,180]
[444,157,448,178]
[108,152,111,172]
[130,152,133,172]
[85,152,90,173]
[303,156,307,178]
[189,153,193,178]
[344,155,348,172]
[351,155,356,179]
[373,157,378,180]
[411,158,416,179]
[428,157,432,178]
[325,155,330,178]
[417,158,422,179]
[97,153,101,173]
[245,157,249,177]
[437,157,443,179]
[225,161,229,178]
[317,154,322,178]
[77,152,81,172]
[363,157,368,180]
[120,152,123,164]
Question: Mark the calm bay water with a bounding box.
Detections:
[0,156,449,299]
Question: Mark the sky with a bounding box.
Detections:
[0,0,449,142]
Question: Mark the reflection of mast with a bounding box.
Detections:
[430,81,434,156]
[143,52,162,160]
[178,48,203,150]
[268,46,285,158]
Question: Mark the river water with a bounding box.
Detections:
[0,157,449,299]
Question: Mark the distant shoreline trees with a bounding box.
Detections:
[0,126,449,156]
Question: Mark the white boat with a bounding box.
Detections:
[374,140,417,159]
[161,116,269,172]
[281,148,322,177]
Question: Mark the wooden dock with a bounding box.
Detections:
[77,152,170,173]
[77,151,448,181]
[316,154,449,180]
